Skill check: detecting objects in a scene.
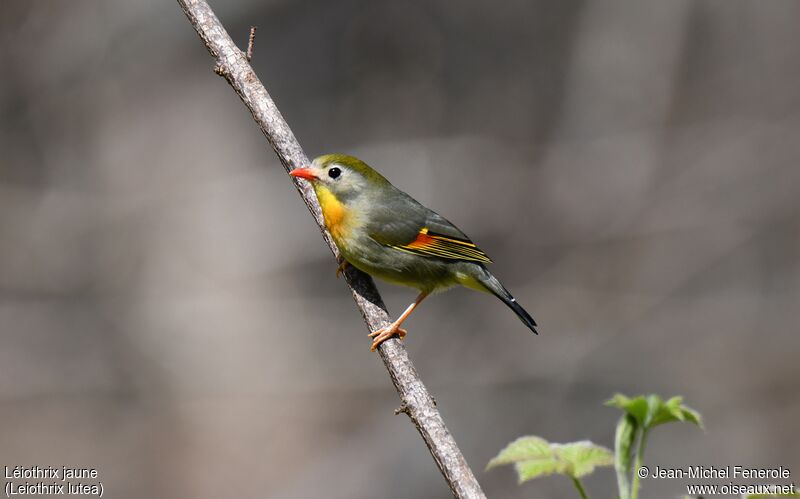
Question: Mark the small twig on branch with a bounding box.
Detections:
[175,1,486,498]
[246,26,256,61]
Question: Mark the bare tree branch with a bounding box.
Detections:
[175,1,487,497]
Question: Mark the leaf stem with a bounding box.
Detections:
[630,429,649,499]
[614,414,635,499]
[571,477,590,499]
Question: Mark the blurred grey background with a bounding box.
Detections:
[1,1,798,498]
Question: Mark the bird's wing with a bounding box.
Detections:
[366,190,492,264]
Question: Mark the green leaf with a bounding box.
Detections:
[606,393,650,427]
[515,459,568,482]
[614,414,637,499]
[606,393,703,430]
[488,437,613,483]
[555,441,615,478]
[649,395,704,429]
[486,436,551,469]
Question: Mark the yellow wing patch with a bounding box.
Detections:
[392,227,492,263]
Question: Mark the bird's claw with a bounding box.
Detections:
[369,325,408,351]
[335,260,349,278]
[368,327,407,339]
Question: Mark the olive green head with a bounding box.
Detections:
[290,154,390,202]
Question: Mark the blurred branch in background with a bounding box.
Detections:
[176,0,486,497]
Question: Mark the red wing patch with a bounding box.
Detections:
[392,228,492,263]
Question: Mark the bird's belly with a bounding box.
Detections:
[338,234,457,293]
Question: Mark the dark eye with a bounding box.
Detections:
[328,167,342,179]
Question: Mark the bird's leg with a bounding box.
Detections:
[335,258,350,278]
[369,292,429,351]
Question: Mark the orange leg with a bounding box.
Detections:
[369,292,429,351]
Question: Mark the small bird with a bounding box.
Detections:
[290,154,537,350]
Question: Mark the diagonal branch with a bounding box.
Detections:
[175,1,487,497]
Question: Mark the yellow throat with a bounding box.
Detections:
[314,185,352,242]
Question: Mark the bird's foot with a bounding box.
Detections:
[368,324,407,351]
[335,260,350,278]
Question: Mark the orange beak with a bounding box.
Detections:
[289,168,318,181]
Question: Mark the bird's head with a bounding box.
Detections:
[290,154,389,202]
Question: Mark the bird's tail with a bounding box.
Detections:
[472,266,538,334]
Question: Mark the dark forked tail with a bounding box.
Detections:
[474,266,538,334]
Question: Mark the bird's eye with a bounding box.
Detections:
[328,167,342,179]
